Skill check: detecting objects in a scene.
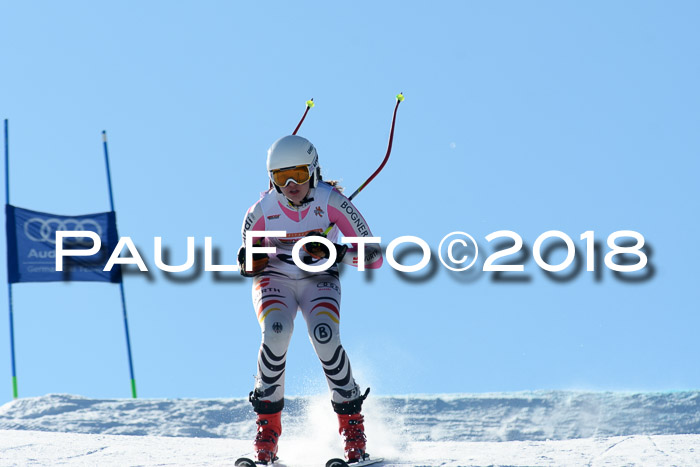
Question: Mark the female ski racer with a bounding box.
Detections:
[237,134,383,464]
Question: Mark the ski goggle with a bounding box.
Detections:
[270,165,311,187]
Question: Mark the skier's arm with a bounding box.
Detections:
[327,189,383,269]
[239,201,268,276]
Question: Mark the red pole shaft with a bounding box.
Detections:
[293,98,314,135]
[349,96,402,200]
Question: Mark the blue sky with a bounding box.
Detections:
[0,1,698,404]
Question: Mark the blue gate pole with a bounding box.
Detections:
[102,131,137,399]
[4,119,18,399]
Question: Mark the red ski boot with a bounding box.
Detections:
[254,411,281,463]
[337,412,367,462]
[333,388,370,462]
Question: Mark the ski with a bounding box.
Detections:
[325,455,383,467]
[235,456,279,466]
[234,458,257,467]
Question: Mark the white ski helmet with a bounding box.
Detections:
[267,135,320,190]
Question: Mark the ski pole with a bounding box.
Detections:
[292,98,315,135]
[322,92,404,236]
[347,93,404,201]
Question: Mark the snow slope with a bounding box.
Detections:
[1,391,699,466]
[1,430,698,466]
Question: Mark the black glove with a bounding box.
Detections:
[237,245,269,277]
[302,232,347,264]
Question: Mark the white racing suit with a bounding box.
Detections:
[241,181,382,412]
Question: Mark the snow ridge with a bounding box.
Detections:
[1,391,699,442]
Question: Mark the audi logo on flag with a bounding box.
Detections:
[23,218,103,245]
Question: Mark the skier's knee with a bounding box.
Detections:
[262,318,293,344]
[310,321,340,349]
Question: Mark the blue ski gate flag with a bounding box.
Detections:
[6,204,121,283]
